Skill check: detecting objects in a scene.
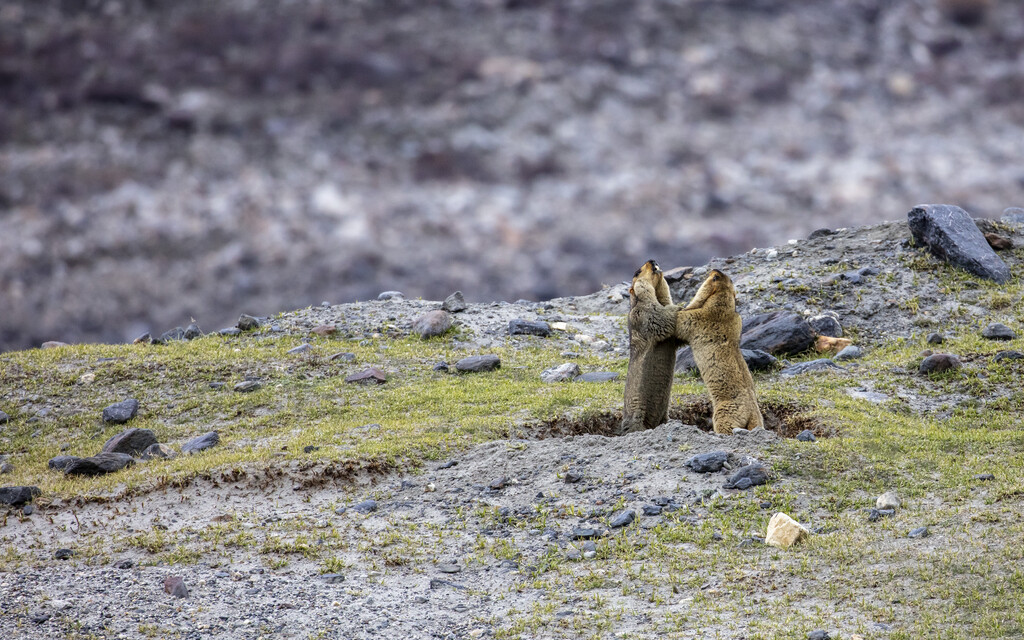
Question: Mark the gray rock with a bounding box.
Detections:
[724,464,768,490]
[974,473,995,481]
[807,228,834,240]
[779,359,845,377]
[159,327,186,342]
[677,346,780,374]
[609,510,636,528]
[807,631,831,640]
[102,398,139,424]
[377,291,404,301]
[994,350,1024,363]
[981,323,1017,341]
[908,204,1010,283]
[140,443,177,460]
[808,313,843,338]
[563,471,583,484]
[740,311,815,356]
[920,353,962,374]
[181,431,219,454]
[322,573,345,584]
[438,563,461,574]
[236,314,260,331]
[927,332,944,344]
[48,456,77,471]
[218,327,241,336]
[344,367,387,384]
[540,362,581,383]
[834,345,863,361]
[1002,207,1024,224]
[574,371,619,382]
[796,430,817,442]
[642,505,663,516]
[412,310,453,339]
[329,352,357,362]
[442,291,468,313]
[287,344,312,354]
[183,323,202,340]
[0,410,8,424]
[0,486,41,506]
[455,355,501,373]
[509,319,551,337]
[54,548,73,560]
[164,576,189,598]
[233,380,262,392]
[868,508,895,522]
[570,527,600,540]
[63,453,135,476]
[685,451,730,473]
[0,462,12,475]
[908,526,929,539]
[101,428,158,457]
[352,499,378,514]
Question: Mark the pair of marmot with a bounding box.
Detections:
[622,260,762,435]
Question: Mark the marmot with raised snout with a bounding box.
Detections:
[620,259,681,434]
[623,265,762,434]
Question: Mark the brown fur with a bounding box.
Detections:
[620,260,681,434]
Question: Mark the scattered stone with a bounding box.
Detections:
[642,505,663,516]
[796,430,817,442]
[765,512,809,549]
[22,504,33,515]
[102,398,139,424]
[218,327,241,336]
[183,323,202,340]
[114,559,134,569]
[30,612,52,624]
[907,204,1010,283]
[329,351,356,361]
[41,341,69,349]
[994,350,1024,363]
[779,359,845,377]
[140,443,176,460]
[825,266,879,285]
[808,228,835,240]
[311,324,337,337]
[509,319,551,337]
[0,410,7,424]
[433,362,449,372]
[413,310,453,339]
[685,451,730,474]
[48,456,76,471]
[237,314,260,331]
[0,486,41,506]
[981,323,1017,341]
[164,576,189,598]
[132,332,152,344]
[377,291,403,300]
[438,460,458,470]
[808,313,843,338]
[609,510,636,528]
[919,353,962,374]
[927,332,945,344]
[974,473,995,481]
[345,367,387,385]
[438,563,462,574]
[102,428,158,457]
[834,345,863,361]
[570,527,600,540]
[564,470,583,484]
[574,371,619,382]
[63,453,135,476]
[442,291,468,313]
[322,573,345,584]
[489,477,509,490]
[303,445,320,454]
[908,526,929,539]
[0,462,12,474]
[287,344,312,354]
[741,349,779,372]
[739,311,816,356]
[868,508,895,522]
[159,327,186,342]
[984,232,1013,251]
[1002,207,1024,224]
[724,464,769,490]
[54,548,74,560]
[181,431,220,454]
[352,499,378,514]
[233,380,262,392]
[807,631,831,640]
[541,363,581,383]
[455,355,501,373]
[876,491,901,510]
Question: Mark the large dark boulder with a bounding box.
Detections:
[101,428,158,457]
[0,486,41,506]
[907,204,1010,283]
[676,347,778,373]
[181,431,220,454]
[678,311,813,371]
[63,453,135,476]
[102,398,139,424]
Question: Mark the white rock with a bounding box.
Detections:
[766,249,778,260]
[550,322,568,331]
[765,512,809,549]
[876,491,901,510]
[541,362,582,383]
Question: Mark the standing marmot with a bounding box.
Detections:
[620,260,682,434]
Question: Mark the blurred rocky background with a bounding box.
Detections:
[1,0,1022,351]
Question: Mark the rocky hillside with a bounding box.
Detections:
[1,209,1022,639]
[2,0,1024,351]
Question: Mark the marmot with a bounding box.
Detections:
[675,270,763,434]
[620,260,682,434]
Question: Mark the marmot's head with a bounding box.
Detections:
[630,259,672,307]
[685,269,737,311]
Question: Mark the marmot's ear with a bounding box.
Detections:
[628,285,635,296]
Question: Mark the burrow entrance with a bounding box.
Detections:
[521,398,830,440]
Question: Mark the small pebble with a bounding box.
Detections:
[908,526,929,539]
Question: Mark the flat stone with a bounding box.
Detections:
[311,324,337,337]
[765,512,809,549]
[345,367,387,384]
[442,291,468,313]
[287,344,312,354]
[994,350,1024,363]
[685,451,730,473]
[984,233,1013,251]
[102,398,139,424]
[908,526,929,539]
[0,486,41,506]
[974,473,996,481]
[920,353,962,374]
[574,371,619,382]
[140,443,177,461]
[218,327,241,336]
[63,453,135,476]
[876,491,901,510]
[908,204,1010,283]
[438,563,462,574]
[412,310,453,339]
[570,527,600,540]
[981,323,1017,341]
[377,291,404,300]
[1002,207,1024,224]
[868,508,895,522]
[164,576,189,598]
[509,319,551,337]
[322,573,345,584]
[807,228,834,239]
[642,505,663,516]
[41,341,69,349]
[352,499,378,514]
[796,429,817,442]
[102,428,158,457]
[237,314,260,331]
[779,359,845,377]
[609,510,636,528]
[160,327,186,342]
[834,345,863,361]
[329,352,356,361]
[455,355,501,373]
[234,380,262,392]
[724,464,768,490]
[808,313,843,338]
[181,431,219,454]
[48,456,77,471]
[540,362,581,383]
